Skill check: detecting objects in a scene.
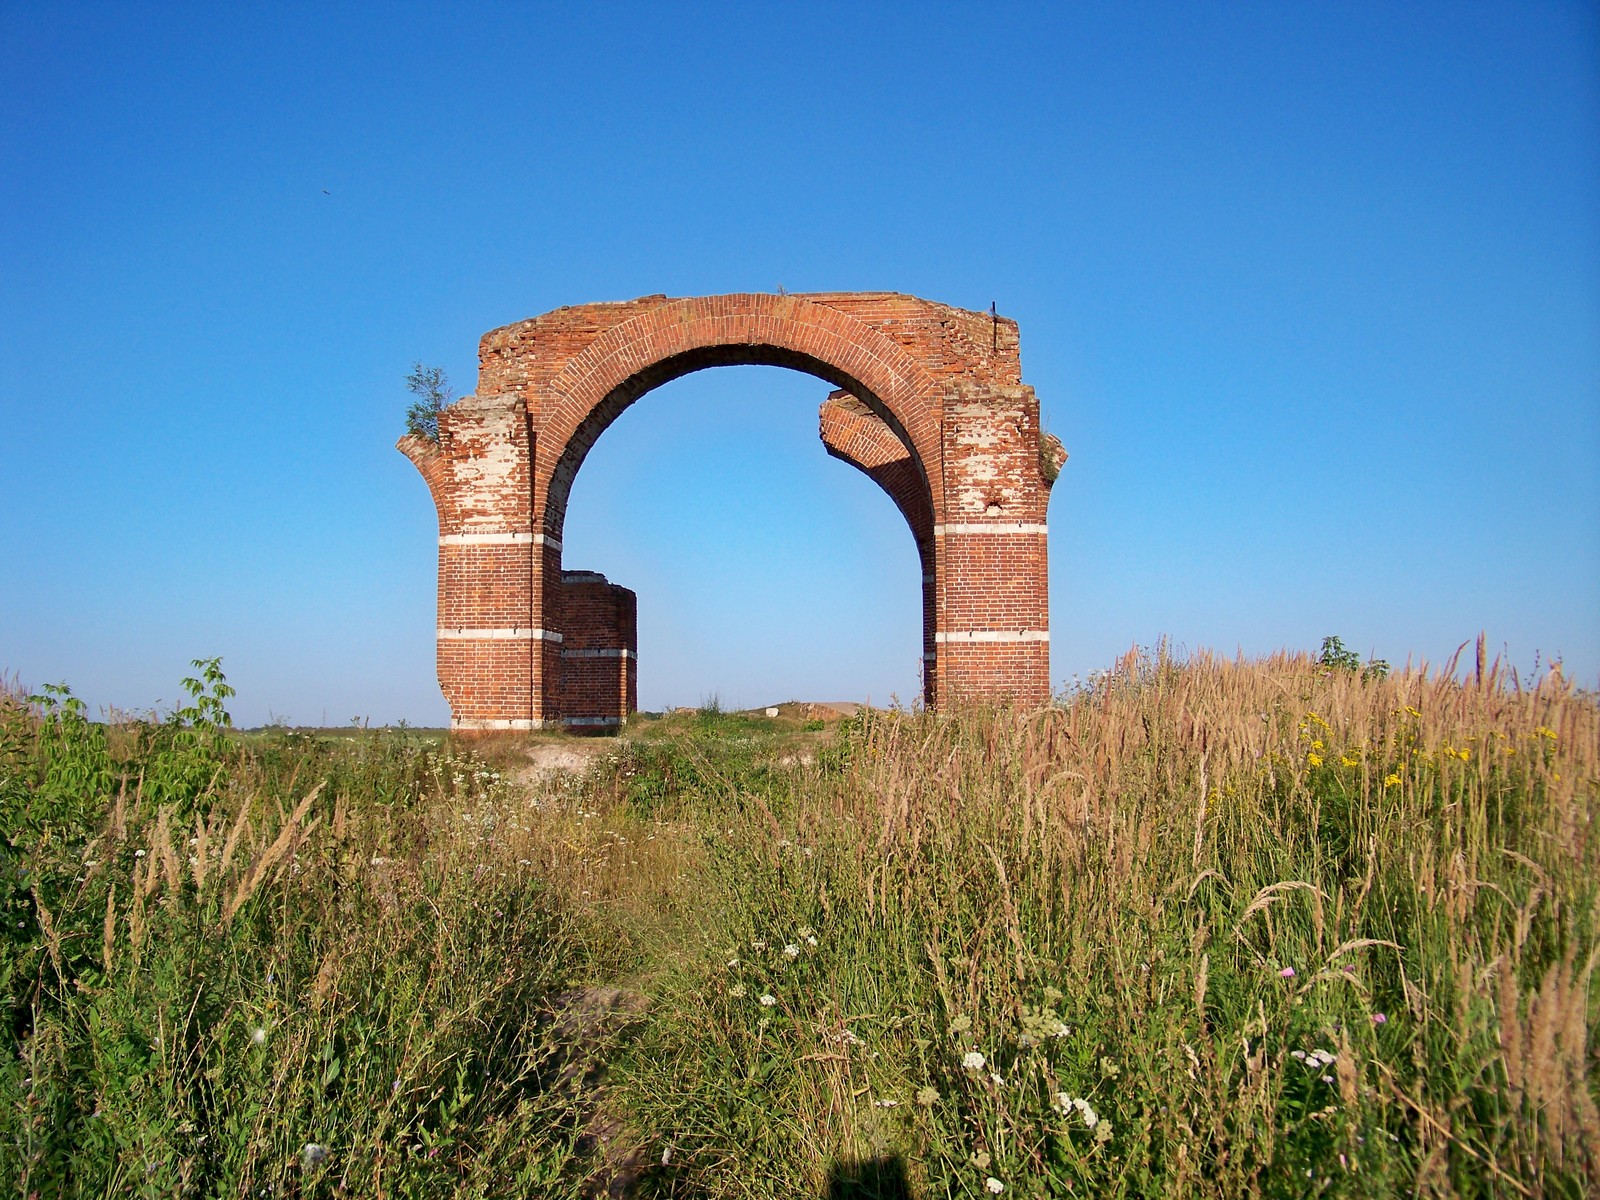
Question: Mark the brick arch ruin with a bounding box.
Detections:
[400,292,1066,731]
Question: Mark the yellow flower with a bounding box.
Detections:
[1341,754,1360,768]
[1535,726,1557,741]
[1307,753,1324,767]
[1384,773,1401,788]
[1312,739,1325,751]
[1404,706,1422,719]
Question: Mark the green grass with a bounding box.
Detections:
[3,650,1596,1197]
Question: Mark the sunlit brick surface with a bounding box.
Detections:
[400,292,1065,730]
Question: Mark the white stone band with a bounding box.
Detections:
[933,523,1048,535]
[437,627,564,642]
[564,715,622,727]
[935,630,1050,643]
[561,648,636,659]
[451,717,544,731]
[439,531,533,546]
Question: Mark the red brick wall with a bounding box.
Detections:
[400,292,1063,730]
[557,573,637,731]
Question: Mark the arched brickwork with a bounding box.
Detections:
[401,292,1064,732]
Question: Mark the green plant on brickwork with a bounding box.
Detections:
[404,362,453,443]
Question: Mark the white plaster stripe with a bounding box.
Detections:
[561,648,636,659]
[437,627,564,642]
[439,531,532,546]
[935,630,1051,644]
[436,531,565,550]
[451,718,542,731]
[933,523,1048,535]
[564,715,622,727]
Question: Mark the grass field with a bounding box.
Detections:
[3,647,1596,1197]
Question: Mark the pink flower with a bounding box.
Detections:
[1278,967,1296,978]
[1371,1012,1387,1025]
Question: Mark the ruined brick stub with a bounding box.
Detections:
[400,291,1065,731]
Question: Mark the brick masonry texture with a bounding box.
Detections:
[399,292,1066,731]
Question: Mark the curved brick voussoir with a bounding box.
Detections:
[535,294,949,537]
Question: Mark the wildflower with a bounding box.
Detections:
[751,940,767,951]
[783,943,800,959]
[986,1178,1005,1194]
[1095,1122,1113,1144]
[915,1086,940,1107]
[728,983,747,999]
[806,934,818,947]
[990,1072,1004,1086]
[250,1026,266,1045]
[1535,726,1557,741]
[950,1014,972,1034]
[1384,773,1401,787]
[1311,739,1325,751]
[134,849,147,859]
[1279,967,1296,978]
[1099,1056,1120,1078]
[797,925,814,939]
[962,1051,987,1070]
[1371,1012,1387,1025]
[872,1098,899,1108]
[758,993,777,1007]
[1341,754,1360,768]
[302,1143,328,1166]
[1306,754,1323,767]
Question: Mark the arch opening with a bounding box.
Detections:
[560,365,926,712]
[543,345,929,540]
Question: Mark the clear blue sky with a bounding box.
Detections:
[3,2,1596,726]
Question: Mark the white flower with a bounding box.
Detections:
[805,934,818,946]
[986,1178,1005,1193]
[751,940,767,951]
[962,1051,986,1070]
[1055,1094,1099,1127]
[302,1143,327,1165]
[759,993,777,1007]
[134,849,147,859]
[250,1026,266,1045]
[783,943,800,959]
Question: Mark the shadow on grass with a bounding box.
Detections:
[825,1155,912,1199]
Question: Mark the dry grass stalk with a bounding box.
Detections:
[224,783,323,923]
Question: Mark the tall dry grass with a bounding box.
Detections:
[611,648,1598,1198]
